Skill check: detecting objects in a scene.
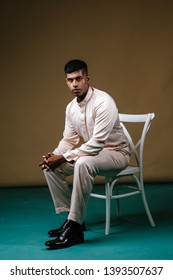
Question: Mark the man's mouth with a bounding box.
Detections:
[72,89,80,93]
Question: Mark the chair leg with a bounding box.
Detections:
[114,184,121,217]
[141,187,155,227]
[115,198,121,217]
[105,180,111,235]
[133,175,155,227]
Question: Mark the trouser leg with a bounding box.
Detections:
[43,162,74,213]
[68,149,129,225]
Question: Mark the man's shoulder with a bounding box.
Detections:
[93,87,115,102]
[93,87,107,94]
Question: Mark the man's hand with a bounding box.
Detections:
[39,153,66,171]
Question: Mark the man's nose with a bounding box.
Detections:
[72,79,78,87]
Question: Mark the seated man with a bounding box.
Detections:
[39,59,130,249]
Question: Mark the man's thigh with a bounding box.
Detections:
[76,149,128,175]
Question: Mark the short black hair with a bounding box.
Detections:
[64,59,88,74]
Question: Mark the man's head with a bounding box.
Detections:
[64,59,90,102]
[64,59,88,75]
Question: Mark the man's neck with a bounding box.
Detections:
[77,87,89,103]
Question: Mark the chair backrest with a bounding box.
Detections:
[119,113,155,173]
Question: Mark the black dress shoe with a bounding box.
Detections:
[48,219,86,237]
[45,220,84,249]
[48,219,69,237]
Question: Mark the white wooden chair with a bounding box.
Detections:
[90,113,155,235]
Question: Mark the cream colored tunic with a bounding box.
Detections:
[53,87,129,161]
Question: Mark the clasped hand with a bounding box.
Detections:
[39,153,66,171]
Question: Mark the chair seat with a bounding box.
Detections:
[116,166,139,177]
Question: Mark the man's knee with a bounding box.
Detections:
[75,156,95,166]
[74,157,97,175]
[75,157,88,169]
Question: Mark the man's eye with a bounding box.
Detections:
[76,77,82,81]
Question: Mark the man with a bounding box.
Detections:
[39,59,130,249]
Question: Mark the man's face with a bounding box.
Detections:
[66,70,90,100]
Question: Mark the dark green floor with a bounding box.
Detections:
[0,183,173,260]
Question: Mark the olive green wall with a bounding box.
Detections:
[1,0,173,186]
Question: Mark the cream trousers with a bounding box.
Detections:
[43,148,130,225]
